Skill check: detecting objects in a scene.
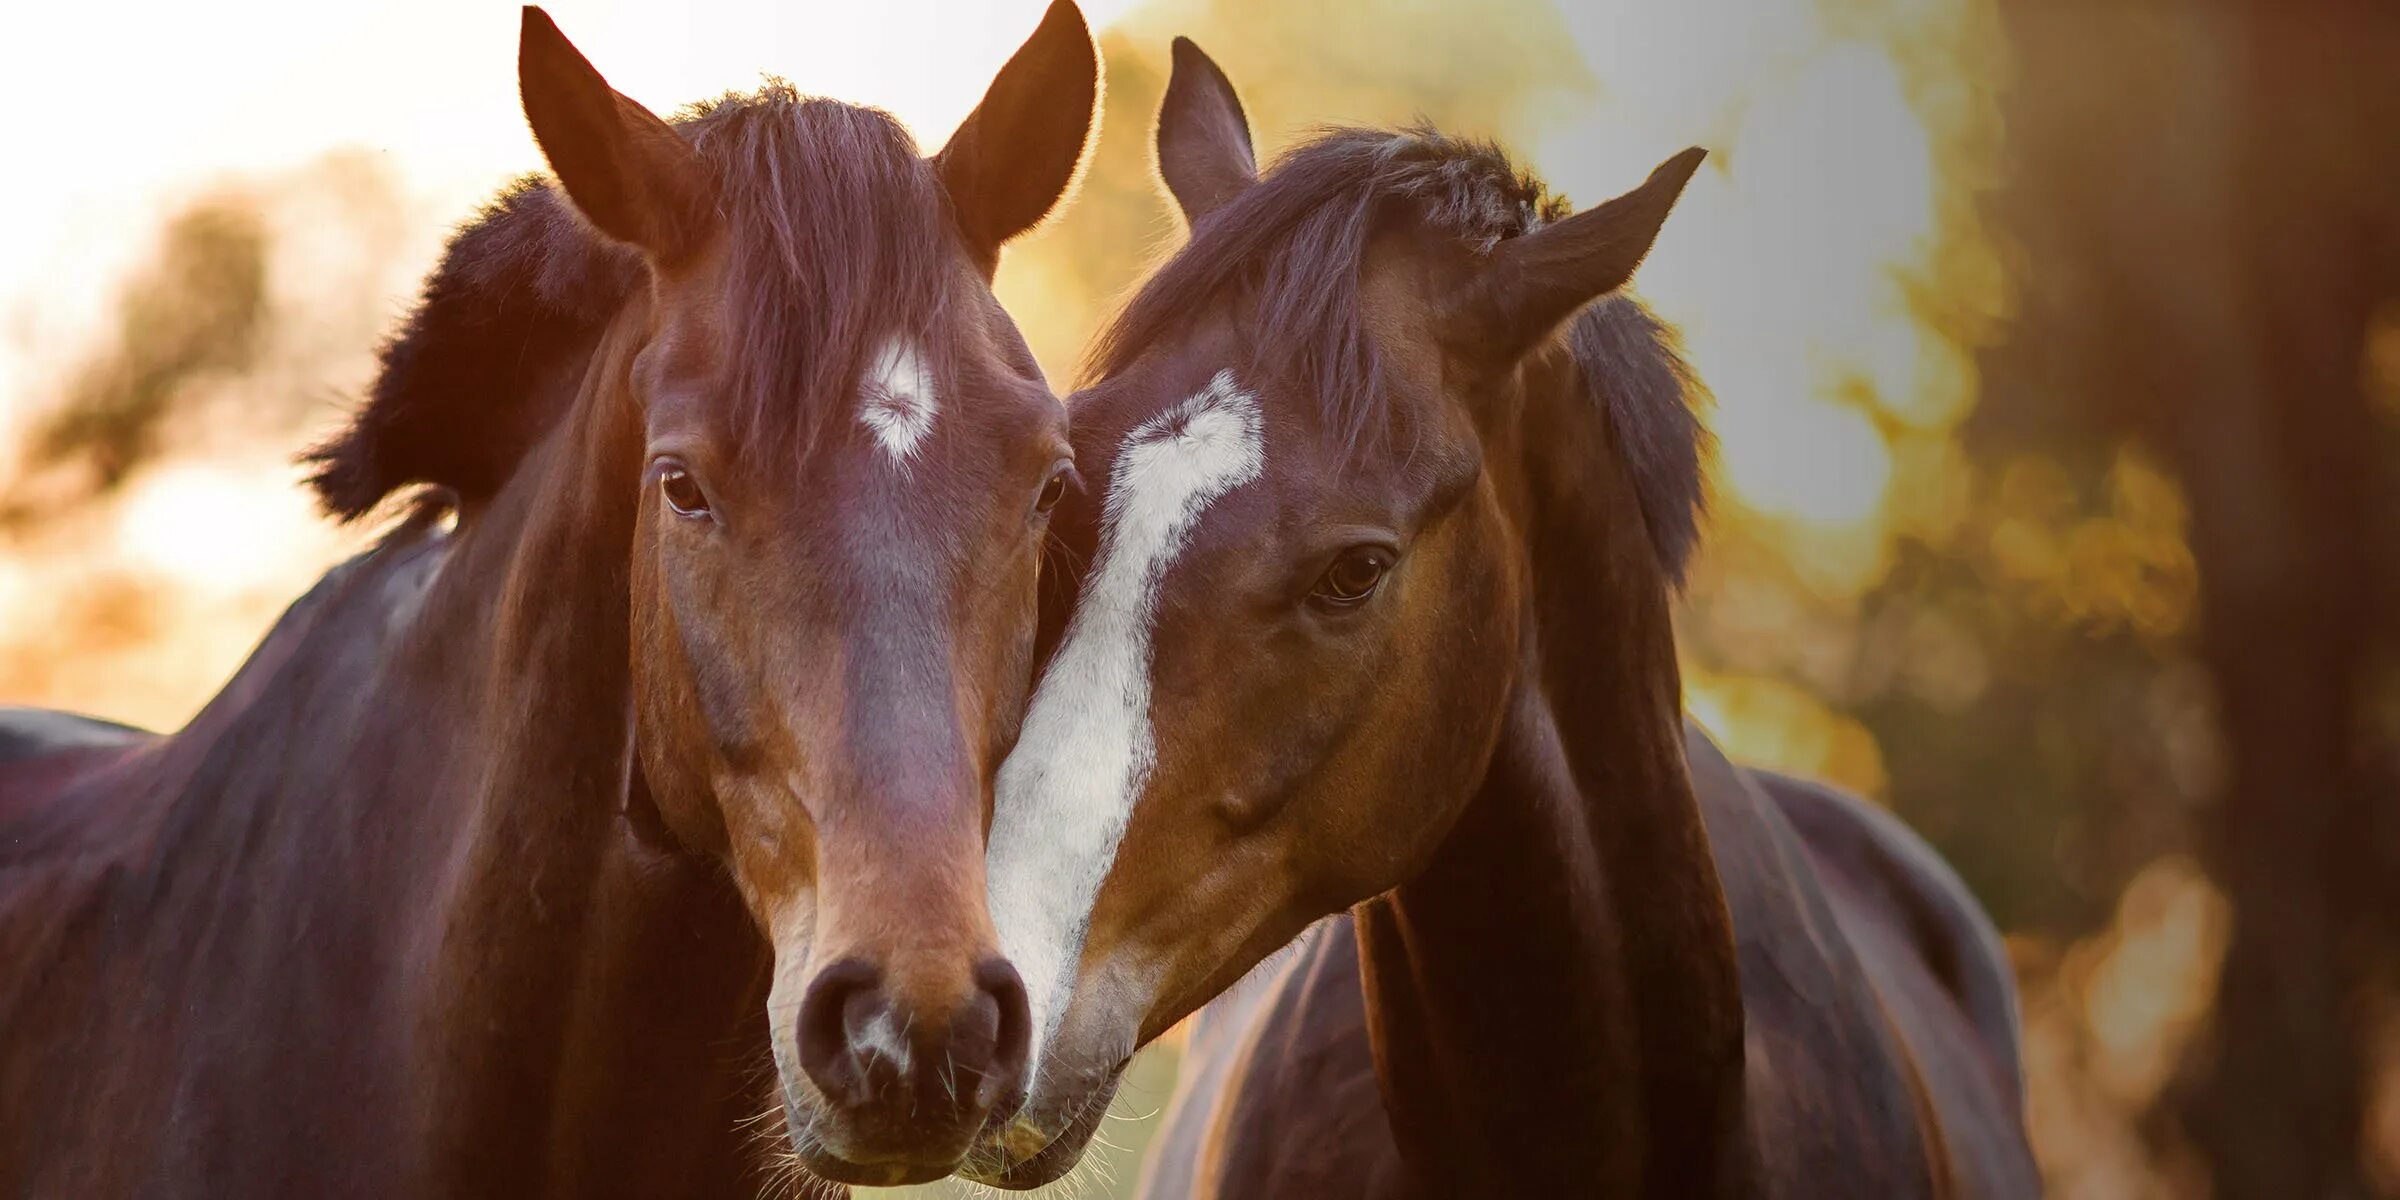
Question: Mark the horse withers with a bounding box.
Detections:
[0,6,1095,1193]
[969,39,2038,1198]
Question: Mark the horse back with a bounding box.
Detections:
[0,707,155,828]
[0,542,438,1196]
[0,706,151,762]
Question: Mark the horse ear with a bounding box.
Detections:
[935,0,1099,278]
[1156,37,1257,226]
[517,6,713,261]
[1444,147,1705,371]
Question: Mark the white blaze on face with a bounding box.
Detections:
[858,337,937,465]
[985,371,1265,1076]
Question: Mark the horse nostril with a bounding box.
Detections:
[793,954,1032,1142]
[970,956,1033,1115]
[796,957,885,1108]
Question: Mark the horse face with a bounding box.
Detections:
[972,245,1519,1183]
[629,253,1066,1187]
[516,7,1092,1185]
[970,41,1700,1185]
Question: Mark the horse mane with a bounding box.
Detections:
[1090,126,1710,583]
[307,84,956,521]
[1568,296,1710,584]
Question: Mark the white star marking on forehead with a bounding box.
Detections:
[859,337,937,466]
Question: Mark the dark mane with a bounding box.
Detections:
[1569,296,1710,583]
[307,84,956,521]
[1092,126,1709,582]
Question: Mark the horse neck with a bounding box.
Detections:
[1354,351,1748,1197]
[391,304,769,1191]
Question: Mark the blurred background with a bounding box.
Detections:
[2,0,2395,1196]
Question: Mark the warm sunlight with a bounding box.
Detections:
[5,2,2393,1196]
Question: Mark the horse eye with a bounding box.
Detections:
[1034,468,1072,516]
[1309,547,1394,610]
[658,466,711,519]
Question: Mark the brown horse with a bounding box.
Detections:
[969,40,2038,1198]
[0,6,1095,1193]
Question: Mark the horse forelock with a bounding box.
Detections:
[1089,124,1709,587]
[681,87,959,469]
[1087,126,1560,455]
[305,84,961,523]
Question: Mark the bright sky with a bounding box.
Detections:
[0,0,1142,425]
[0,0,1967,542]
[0,0,1987,756]
[0,0,1145,729]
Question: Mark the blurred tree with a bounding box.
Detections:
[2,152,416,534]
[1981,3,2400,1196]
[20,197,267,503]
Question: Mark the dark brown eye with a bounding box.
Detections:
[1310,547,1393,609]
[1034,468,1071,516]
[658,466,711,519]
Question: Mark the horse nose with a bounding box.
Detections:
[796,955,1033,1137]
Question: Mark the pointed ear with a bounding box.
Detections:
[1156,37,1257,226]
[518,6,714,261]
[1444,147,1705,370]
[935,0,1100,278]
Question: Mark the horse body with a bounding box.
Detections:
[0,5,1100,1191]
[1737,762,2031,1196]
[1140,732,2034,1199]
[976,40,2035,1198]
[0,338,768,1196]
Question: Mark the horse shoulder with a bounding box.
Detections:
[1683,726,1947,1196]
[1140,916,1412,1200]
[1753,770,2039,1198]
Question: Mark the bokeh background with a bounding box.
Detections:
[3,1,2396,1196]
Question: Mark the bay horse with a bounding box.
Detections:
[0,6,1096,1193]
[969,39,2039,1197]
